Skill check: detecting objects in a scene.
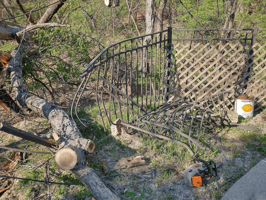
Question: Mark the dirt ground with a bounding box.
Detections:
[0,89,266,200]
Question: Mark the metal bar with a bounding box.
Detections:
[0,175,82,186]
[117,43,123,121]
[120,121,194,156]
[136,41,139,115]
[173,29,253,31]
[101,87,140,116]
[154,36,157,110]
[125,44,129,122]
[111,48,117,120]
[100,76,147,114]
[172,38,252,41]
[96,62,106,131]
[150,38,152,111]
[0,122,58,148]
[159,32,162,105]
[163,34,166,102]
[0,146,52,154]
[141,119,204,148]
[130,39,134,120]
[81,31,168,75]
[141,37,144,108]
[166,27,172,101]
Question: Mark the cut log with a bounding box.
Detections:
[55,147,78,170]
[8,46,120,200]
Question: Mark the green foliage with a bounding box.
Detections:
[175,0,266,29]
[74,186,93,199]
[0,42,17,52]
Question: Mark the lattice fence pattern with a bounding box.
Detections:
[172,29,266,112]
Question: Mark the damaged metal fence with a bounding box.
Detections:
[72,27,266,154]
[72,29,173,130]
[119,91,231,156]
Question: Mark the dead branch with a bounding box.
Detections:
[16,23,68,37]
[125,0,140,36]
[38,0,67,24]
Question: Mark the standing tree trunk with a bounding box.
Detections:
[138,0,155,76]
[222,0,238,38]
[156,0,167,32]
[38,0,67,23]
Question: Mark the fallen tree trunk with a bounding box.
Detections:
[8,46,120,200]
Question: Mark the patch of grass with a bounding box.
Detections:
[0,41,17,51]
[26,141,36,147]
[18,171,41,186]
[121,189,136,198]
[74,186,93,199]
[8,138,14,143]
[54,185,69,198]
[239,131,258,143]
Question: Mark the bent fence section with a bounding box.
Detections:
[72,28,266,132]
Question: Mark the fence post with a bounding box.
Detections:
[166,26,172,101]
[245,27,258,90]
[252,27,258,46]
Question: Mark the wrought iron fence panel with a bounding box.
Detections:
[72,30,169,131]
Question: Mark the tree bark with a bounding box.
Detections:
[8,46,120,200]
[156,0,167,32]
[0,21,22,40]
[38,0,67,23]
[15,0,35,24]
[145,0,155,37]
[138,0,155,76]
[222,0,238,37]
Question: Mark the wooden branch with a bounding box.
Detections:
[38,0,67,24]
[0,0,17,23]
[9,46,120,200]
[125,0,140,36]
[15,0,35,24]
[16,23,68,37]
[0,21,22,40]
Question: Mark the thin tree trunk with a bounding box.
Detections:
[38,0,67,23]
[222,0,238,37]
[156,0,167,32]
[138,0,155,76]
